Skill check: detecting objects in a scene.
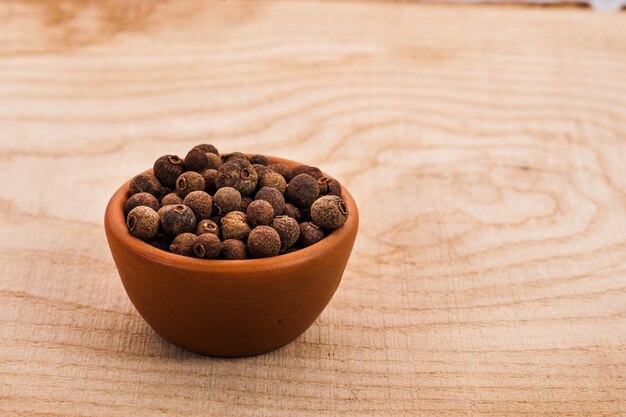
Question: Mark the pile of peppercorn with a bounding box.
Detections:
[124,144,349,259]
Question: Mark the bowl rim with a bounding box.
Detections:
[104,155,359,274]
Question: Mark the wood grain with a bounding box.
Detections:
[1,1,626,416]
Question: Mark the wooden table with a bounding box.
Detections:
[1,1,625,416]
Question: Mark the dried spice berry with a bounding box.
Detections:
[184,147,211,172]
[247,226,281,258]
[317,176,342,196]
[247,199,274,227]
[175,171,205,198]
[195,219,220,238]
[193,233,221,259]
[260,172,287,194]
[199,168,218,193]
[194,143,219,155]
[126,206,160,240]
[216,159,258,195]
[124,192,159,215]
[291,165,323,180]
[253,164,272,181]
[300,208,311,221]
[249,154,269,166]
[161,192,183,206]
[298,222,324,247]
[183,191,213,220]
[221,211,251,241]
[283,203,301,222]
[240,196,253,212]
[311,195,348,229]
[162,204,196,236]
[255,187,285,216]
[285,174,319,208]
[157,204,175,219]
[154,155,185,188]
[220,239,248,260]
[270,215,300,252]
[205,152,222,170]
[267,163,291,181]
[146,233,172,251]
[214,187,241,215]
[222,152,249,163]
[170,233,198,257]
[129,172,163,197]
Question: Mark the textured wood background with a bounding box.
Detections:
[1,1,626,416]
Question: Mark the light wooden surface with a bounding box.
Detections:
[1,1,626,416]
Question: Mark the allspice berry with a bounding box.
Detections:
[270,215,300,252]
[214,187,241,215]
[129,172,163,197]
[170,233,198,257]
[250,154,269,166]
[146,233,172,252]
[199,168,218,193]
[283,203,301,222]
[184,147,211,172]
[291,165,323,180]
[247,226,281,258]
[126,206,160,240]
[267,163,291,181]
[240,196,252,212]
[162,204,196,236]
[318,176,342,196]
[193,233,221,259]
[221,239,248,260]
[124,192,159,215]
[255,187,285,216]
[216,159,258,195]
[285,174,319,208]
[161,192,182,206]
[194,143,219,155]
[175,171,205,198]
[222,152,249,163]
[195,219,220,238]
[260,172,287,194]
[298,222,324,247]
[253,164,272,181]
[154,155,185,188]
[221,211,251,241]
[183,191,213,220]
[247,199,274,227]
[311,195,348,229]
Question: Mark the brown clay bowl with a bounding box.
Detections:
[104,156,358,357]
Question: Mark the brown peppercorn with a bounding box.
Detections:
[240,196,253,212]
[221,211,251,241]
[129,172,163,197]
[125,192,159,215]
[270,215,300,252]
[283,203,301,222]
[175,171,205,198]
[298,222,324,247]
[291,165,323,180]
[267,163,291,181]
[300,208,311,221]
[183,191,213,220]
[216,159,258,195]
[126,206,160,240]
[311,195,348,230]
[247,199,274,227]
[194,144,219,155]
[193,233,222,259]
[253,164,272,181]
[260,171,287,194]
[170,233,198,257]
[157,204,175,219]
[221,152,250,163]
[161,192,183,207]
[247,226,281,258]
[255,186,285,216]
[184,147,211,172]
[317,176,342,196]
[285,174,319,208]
[214,187,242,215]
[153,155,185,188]
[249,154,269,166]
[162,204,196,236]
[146,233,172,252]
[195,219,220,238]
[220,239,248,260]
[199,168,218,193]
[205,152,222,170]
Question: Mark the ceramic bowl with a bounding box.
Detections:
[104,156,358,357]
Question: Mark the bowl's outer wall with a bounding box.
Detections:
[105,157,359,357]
